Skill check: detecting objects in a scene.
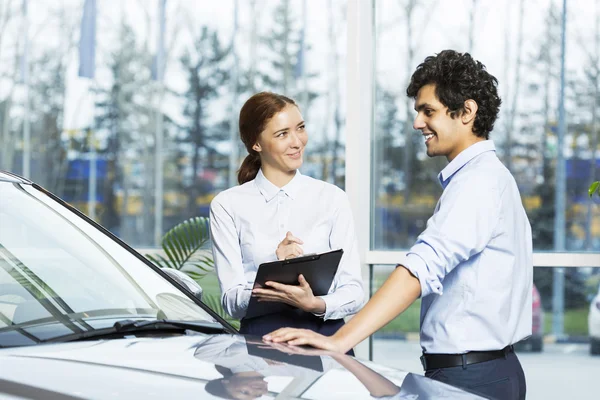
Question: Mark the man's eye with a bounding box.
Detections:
[424,109,433,116]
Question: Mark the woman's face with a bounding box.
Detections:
[253,104,307,174]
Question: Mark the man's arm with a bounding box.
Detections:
[264,266,421,354]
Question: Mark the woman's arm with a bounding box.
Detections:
[317,189,365,320]
[209,195,252,320]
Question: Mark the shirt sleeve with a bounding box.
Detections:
[318,189,366,320]
[401,173,501,298]
[209,195,252,320]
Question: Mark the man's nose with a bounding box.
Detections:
[413,115,426,131]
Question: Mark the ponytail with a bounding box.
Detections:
[237,153,261,185]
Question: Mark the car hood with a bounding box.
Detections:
[0,334,483,400]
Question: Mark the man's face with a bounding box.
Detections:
[412,83,475,162]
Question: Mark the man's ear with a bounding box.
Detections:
[252,142,262,153]
[461,99,478,125]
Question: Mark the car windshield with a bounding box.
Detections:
[0,180,221,347]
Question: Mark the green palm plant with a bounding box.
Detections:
[146,216,214,281]
[200,290,240,329]
[145,216,240,329]
[591,181,600,197]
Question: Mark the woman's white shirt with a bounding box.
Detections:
[209,169,365,320]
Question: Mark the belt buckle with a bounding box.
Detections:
[420,354,427,370]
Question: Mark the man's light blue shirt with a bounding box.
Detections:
[402,140,533,354]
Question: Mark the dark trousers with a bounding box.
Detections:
[240,309,354,356]
[425,350,526,400]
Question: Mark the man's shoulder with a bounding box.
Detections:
[457,154,514,189]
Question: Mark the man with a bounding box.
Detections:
[264,50,532,400]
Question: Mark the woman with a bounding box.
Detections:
[209,92,364,350]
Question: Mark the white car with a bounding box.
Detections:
[0,171,485,399]
[589,284,600,355]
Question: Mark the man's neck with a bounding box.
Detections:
[446,136,486,162]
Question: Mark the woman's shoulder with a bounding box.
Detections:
[211,181,257,208]
[300,174,347,198]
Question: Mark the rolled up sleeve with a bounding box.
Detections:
[401,174,501,298]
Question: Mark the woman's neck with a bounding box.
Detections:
[261,166,296,188]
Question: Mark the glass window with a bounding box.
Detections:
[0,0,348,247]
[0,180,220,346]
[372,0,600,252]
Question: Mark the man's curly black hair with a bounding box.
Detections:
[406,50,502,139]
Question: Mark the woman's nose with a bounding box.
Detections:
[290,131,302,147]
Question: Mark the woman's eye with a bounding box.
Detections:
[298,125,305,131]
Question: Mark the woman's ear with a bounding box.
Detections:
[462,99,478,125]
[252,142,262,153]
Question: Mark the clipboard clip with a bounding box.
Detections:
[283,253,320,265]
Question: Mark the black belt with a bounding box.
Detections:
[420,345,514,371]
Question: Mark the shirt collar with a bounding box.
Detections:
[254,169,303,202]
[438,140,496,187]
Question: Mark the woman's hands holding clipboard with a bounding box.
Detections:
[252,273,326,314]
[251,231,326,314]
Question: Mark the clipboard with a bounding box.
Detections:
[245,249,343,320]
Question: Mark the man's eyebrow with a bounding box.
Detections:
[414,103,433,112]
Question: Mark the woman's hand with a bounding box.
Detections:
[252,274,326,314]
[275,231,304,260]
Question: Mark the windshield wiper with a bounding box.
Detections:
[41,319,226,344]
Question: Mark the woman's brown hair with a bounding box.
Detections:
[237,92,297,185]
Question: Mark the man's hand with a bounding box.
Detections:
[276,231,304,260]
[263,328,346,353]
[252,274,326,314]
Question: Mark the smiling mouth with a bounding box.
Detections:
[424,133,435,144]
[287,151,302,158]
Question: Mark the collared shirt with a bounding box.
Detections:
[402,140,533,354]
[209,169,365,321]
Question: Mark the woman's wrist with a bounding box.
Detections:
[306,296,326,314]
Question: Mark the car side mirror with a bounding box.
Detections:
[160,268,203,300]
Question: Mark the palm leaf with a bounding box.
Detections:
[590,181,600,198]
[146,216,214,279]
[202,293,240,330]
[145,216,239,329]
